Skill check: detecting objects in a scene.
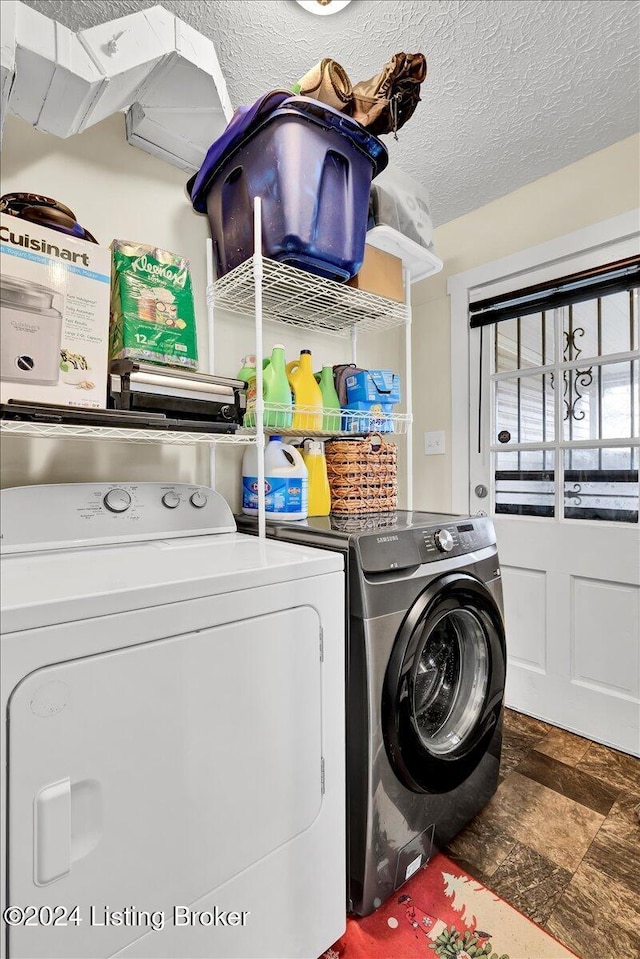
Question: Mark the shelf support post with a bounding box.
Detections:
[350,324,357,366]
[404,267,413,511]
[253,198,266,539]
[206,237,216,488]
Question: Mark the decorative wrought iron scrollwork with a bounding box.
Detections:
[565,483,583,505]
[563,326,584,361]
[556,325,593,422]
[562,368,593,421]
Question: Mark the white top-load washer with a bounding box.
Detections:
[0,482,346,959]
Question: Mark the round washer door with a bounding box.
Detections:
[382,572,505,794]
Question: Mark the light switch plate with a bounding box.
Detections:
[424,430,446,455]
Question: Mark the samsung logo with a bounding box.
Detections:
[376,535,399,543]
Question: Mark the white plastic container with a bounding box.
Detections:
[242,436,308,520]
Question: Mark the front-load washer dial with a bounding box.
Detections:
[434,528,454,552]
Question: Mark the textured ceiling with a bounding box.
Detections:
[21,0,640,225]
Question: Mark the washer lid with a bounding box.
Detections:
[1,532,342,633]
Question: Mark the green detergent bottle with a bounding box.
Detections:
[315,365,341,432]
[237,354,257,427]
[240,345,292,429]
[263,344,293,429]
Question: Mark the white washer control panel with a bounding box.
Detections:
[190,490,208,509]
[1,483,236,554]
[103,488,132,513]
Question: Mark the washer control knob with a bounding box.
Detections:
[103,488,132,513]
[434,528,454,552]
[162,491,180,509]
[190,490,207,509]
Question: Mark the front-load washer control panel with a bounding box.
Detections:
[419,520,493,561]
[1,483,237,553]
[356,517,496,572]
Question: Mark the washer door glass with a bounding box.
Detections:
[382,572,506,794]
[412,608,489,756]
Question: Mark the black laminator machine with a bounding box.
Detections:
[109,359,246,427]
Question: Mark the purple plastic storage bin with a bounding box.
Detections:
[192,96,388,282]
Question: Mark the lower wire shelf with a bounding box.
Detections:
[1,405,411,444]
[239,404,411,438]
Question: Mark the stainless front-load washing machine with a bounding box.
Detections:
[236,510,506,916]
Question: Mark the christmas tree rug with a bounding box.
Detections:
[320,853,580,959]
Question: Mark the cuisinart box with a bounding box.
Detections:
[0,213,111,408]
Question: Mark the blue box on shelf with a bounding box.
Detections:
[345,370,401,406]
[343,401,395,433]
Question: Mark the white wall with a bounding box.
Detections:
[411,132,640,513]
[0,113,405,509]
[6,113,636,515]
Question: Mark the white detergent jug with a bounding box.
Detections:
[242,436,308,520]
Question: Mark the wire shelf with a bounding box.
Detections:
[239,404,411,437]
[1,406,411,444]
[0,420,256,446]
[212,257,408,336]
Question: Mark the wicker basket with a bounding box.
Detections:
[325,433,397,514]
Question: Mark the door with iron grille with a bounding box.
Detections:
[469,257,639,754]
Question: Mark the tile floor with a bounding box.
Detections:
[445,708,640,959]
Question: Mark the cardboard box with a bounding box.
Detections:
[342,403,395,433]
[0,213,111,408]
[346,370,401,405]
[344,370,401,434]
[347,245,404,302]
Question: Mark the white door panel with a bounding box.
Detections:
[8,606,323,959]
[497,516,640,752]
[570,577,639,698]
[500,564,547,672]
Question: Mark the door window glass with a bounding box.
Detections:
[562,360,638,441]
[495,451,555,517]
[495,372,555,445]
[491,288,639,524]
[564,447,639,522]
[413,609,489,755]
[496,313,554,372]
[564,292,638,361]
